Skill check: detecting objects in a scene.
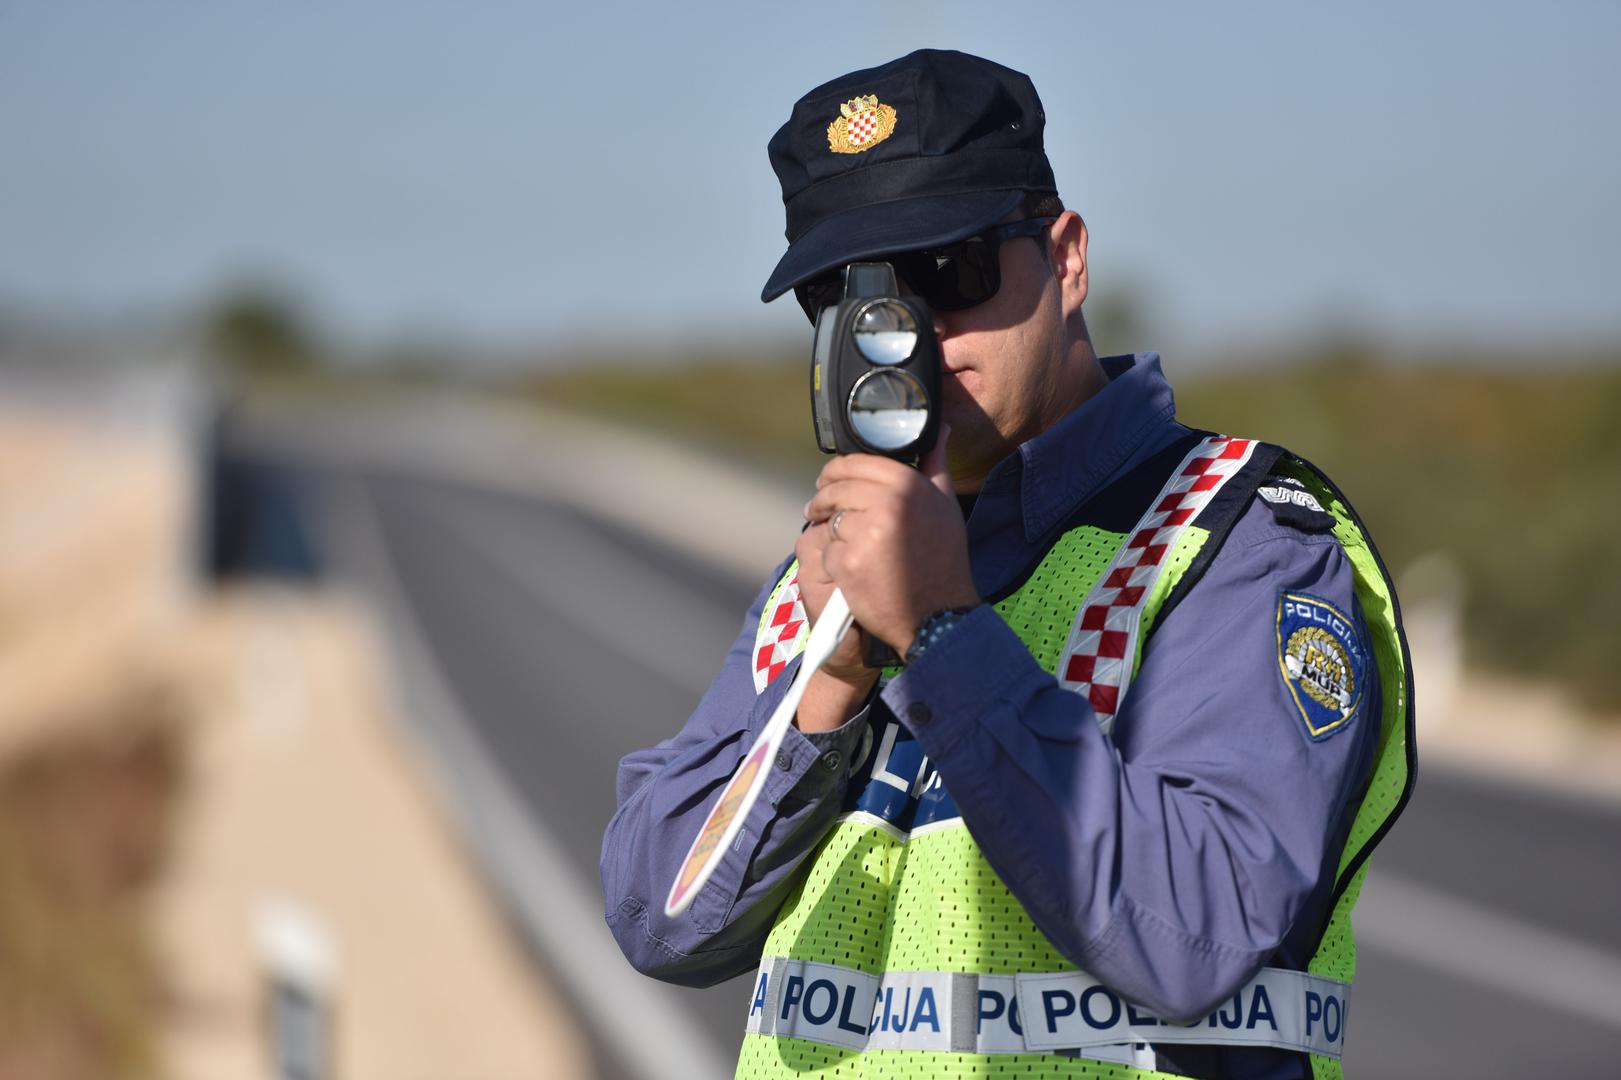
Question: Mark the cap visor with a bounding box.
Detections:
[760,189,1024,302]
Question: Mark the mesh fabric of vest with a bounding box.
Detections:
[736,450,1411,1080]
[737,521,1207,1079]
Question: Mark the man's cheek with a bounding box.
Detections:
[942,374,996,424]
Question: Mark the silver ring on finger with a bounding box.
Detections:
[830,509,848,542]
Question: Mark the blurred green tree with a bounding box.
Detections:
[201,288,320,380]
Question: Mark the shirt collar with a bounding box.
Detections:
[981,352,1180,541]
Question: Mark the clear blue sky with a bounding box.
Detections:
[2,1,1617,362]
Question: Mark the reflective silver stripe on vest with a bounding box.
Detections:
[743,957,1350,1060]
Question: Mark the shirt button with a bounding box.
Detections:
[820,750,843,773]
[775,750,792,771]
[907,702,932,726]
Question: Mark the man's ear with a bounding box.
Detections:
[1049,211,1089,317]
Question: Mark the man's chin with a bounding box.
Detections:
[940,412,1004,487]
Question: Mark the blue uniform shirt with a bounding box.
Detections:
[602,354,1379,1077]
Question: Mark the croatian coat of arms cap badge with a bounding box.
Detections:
[827,94,897,154]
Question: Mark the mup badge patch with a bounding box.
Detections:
[1276,593,1365,740]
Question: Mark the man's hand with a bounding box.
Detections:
[791,429,979,734]
[802,426,981,658]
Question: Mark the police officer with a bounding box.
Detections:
[602,50,1414,1079]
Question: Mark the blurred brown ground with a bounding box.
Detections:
[0,404,591,1079]
[0,411,187,757]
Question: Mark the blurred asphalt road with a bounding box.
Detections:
[232,398,1621,1079]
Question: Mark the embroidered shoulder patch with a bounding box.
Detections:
[1276,592,1365,740]
[1256,476,1336,533]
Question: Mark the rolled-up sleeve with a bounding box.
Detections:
[881,501,1380,1020]
[600,555,868,987]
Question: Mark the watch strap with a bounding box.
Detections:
[904,605,979,665]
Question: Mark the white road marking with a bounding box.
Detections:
[329,478,732,1080]
[1357,870,1621,1031]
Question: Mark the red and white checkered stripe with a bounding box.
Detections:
[847,110,878,145]
[753,567,808,693]
[1058,436,1257,735]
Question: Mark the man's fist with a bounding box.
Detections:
[801,426,980,657]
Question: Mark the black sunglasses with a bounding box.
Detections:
[794,217,1057,324]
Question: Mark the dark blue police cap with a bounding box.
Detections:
[761,49,1057,303]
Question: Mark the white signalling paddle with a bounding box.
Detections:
[664,588,855,917]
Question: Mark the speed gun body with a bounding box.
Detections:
[809,263,941,465]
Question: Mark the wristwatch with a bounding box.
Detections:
[904,605,979,665]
